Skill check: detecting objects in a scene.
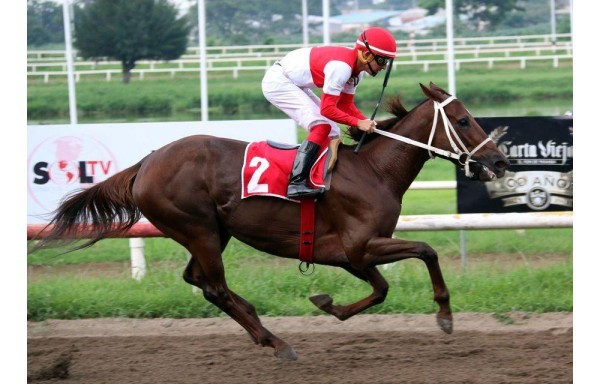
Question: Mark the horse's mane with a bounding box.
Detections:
[345,96,411,144]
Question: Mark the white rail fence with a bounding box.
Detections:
[27,33,572,61]
[27,34,573,83]
[27,54,573,83]
[396,211,572,231]
[27,44,573,71]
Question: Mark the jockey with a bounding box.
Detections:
[262,27,397,198]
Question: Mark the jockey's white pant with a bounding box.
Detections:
[261,64,340,138]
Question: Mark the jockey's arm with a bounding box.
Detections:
[321,93,375,133]
[338,92,367,121]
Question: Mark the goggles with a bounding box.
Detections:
[372,55,390,66]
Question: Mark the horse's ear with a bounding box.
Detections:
[421,82,450,101]
[429,82,445,93]
[420,83,433,99]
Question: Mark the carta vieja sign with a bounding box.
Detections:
[456,116,573,213]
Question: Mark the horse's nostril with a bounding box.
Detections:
[494,155,509,171]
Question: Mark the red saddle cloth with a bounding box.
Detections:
[241,141,329,200]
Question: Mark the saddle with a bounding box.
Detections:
[241,138,341,200]
[266,137,341,173]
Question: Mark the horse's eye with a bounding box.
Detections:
[458,118,469,128]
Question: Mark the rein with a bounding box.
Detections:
[354,58,395,154]
[373,96,491,178]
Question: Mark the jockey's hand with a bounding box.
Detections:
[357,119,377,134]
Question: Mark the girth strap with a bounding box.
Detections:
[299,198,316,265]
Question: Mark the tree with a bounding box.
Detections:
[74,0,190,83]
[27,0,64,47]
[419,0,523,31]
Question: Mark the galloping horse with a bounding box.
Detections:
[29,83,508,360]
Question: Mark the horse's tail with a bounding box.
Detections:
[28,156,149,254]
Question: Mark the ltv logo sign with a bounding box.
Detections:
[28,135,119,214]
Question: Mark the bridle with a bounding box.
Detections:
[372,96,492,178]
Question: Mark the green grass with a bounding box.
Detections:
[27,64,573,123]
[27,223,572,321]
[27,248,572,321]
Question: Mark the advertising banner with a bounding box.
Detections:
[27,120,297,224]
[456,116,573,213]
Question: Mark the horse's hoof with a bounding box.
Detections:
[274,345,298,361]
[309,294,333,309]
[437,313,453,334]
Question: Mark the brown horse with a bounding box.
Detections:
[29,83,508,360]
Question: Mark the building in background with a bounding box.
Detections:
[315,7,446,36]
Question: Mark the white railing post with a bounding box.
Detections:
[129,238,146,281]
[460,230,467,270]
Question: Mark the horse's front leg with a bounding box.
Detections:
[310,266,389,321]
[362,236,453,334]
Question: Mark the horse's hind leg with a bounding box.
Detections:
[182,236,297,360]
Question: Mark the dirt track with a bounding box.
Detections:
[28,312,572,383]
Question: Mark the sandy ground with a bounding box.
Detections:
[28,312,572,383]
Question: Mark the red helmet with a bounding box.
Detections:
[355,27,397,58]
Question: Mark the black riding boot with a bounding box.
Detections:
[287,140,325,198]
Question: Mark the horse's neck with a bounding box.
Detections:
[365,104,434,197]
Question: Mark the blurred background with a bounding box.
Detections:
[27,0,573,126]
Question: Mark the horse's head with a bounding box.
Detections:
[419,82,508,181]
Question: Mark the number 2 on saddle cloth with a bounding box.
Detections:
[241,139,340,269]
